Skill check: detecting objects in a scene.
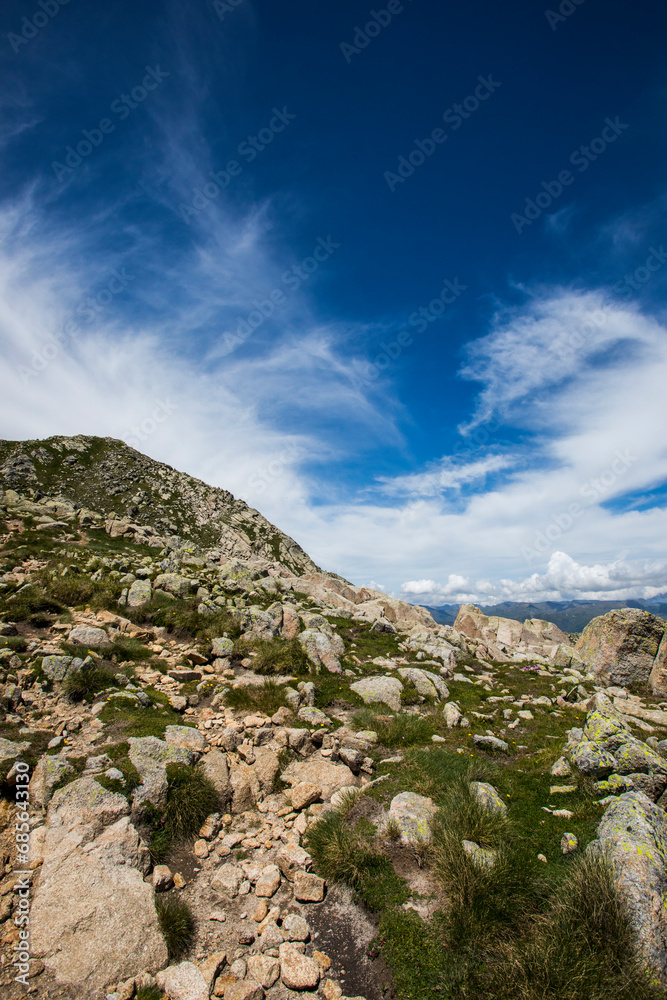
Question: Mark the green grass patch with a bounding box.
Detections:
[352,707,437,747]
[224,679,290,716]
[63,663,118,702]
[234,636,310,675]
[98,694,189,739]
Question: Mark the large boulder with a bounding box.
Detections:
[154,572,192,598]
[298,630,342,675]
[241,607,280,640]
[281,757,361,801]
[590,791,667,986]
[127,578,152,607]
[388,792,438,843]
[650,630,667,695]
[350,675,403,712]
[68,625,110,648]
[397,667,448,701]
[31,778,166,990]
[575,609,665,687]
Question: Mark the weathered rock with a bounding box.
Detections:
[388,792,437,843]
[462,839,497,868]
[68,625,110,648]
[650,630,667,695]
[241,607,280,640]
[213,863,244,897]
[570,741,617,778]
[0,736,29,764]
[291,781,322,811]
[156,961,209,1000]
[281,757,361,800]
[298,630,342,674]
[575,609,665,687]
[276,843,312,881]
[298,706,330,726]
[127,579,152,607]
[255,864,281,897]
[31,779,165,990]
[550,757,572,778]
[397,667,448,700]
[279,943,321,991]
[469,781,507,817]
[561,832,578,854]
[613,738,667,777]
[128,736,196,812]
[473,734,509,754]
[41,654,74,681]
[230,762,261,813]
[198,953,227,991]
[350,676,403,712]
[293,871,326,902]
[154,573,192,598]
[443,702,462,728]
[224,980,265,1000]
[246,953,280,988]
[283,913,310,941]
[590,791,667,985]
[201,749,231,800]
[211,636,234,657]
[29,754,75,809]
[165,724,206,752]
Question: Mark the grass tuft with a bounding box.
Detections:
[224,679,289,716]
[155,895,195,959]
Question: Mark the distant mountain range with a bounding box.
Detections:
[423,598,667,634]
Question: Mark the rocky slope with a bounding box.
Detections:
[1,442,667,1000]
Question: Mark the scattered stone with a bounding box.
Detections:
[469,781,507,817]
[561,832,578,854]
[152,864,174,891]
[68,625,110,647]
[255,864,281,898]
[462,840,496,868]
[279,943,321,991]
[291,781,322,811]
[550,757,572,778]
[473,734,509,754]
[276,843,312,881]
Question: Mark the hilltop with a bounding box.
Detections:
[0,437,667,1000]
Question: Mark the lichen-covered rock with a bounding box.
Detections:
[650,631,667,695]
[298,630,342,675]
[128,736,196,812]
[469,781,507,817]
[583,709,630,751]
[388,791,437,843]
[29,754,74,809]
[241,607,280,640]
[211,636,234,657]
[350,675,403,712]
[613,738,667,777]
[589,791,667,985]
[68,625,110,648]
[397,667,449,701]
[575,609,665,687]
[154,572,192,598]
[0,736,29,764]
[570,741,617,778]
[462,839,497,868]
[443,702,462,728]
[127,578,152,607]
[165,724,206,752]
[473,734,509,754]
[41,654,74,681]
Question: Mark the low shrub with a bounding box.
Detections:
[63,664,118,702]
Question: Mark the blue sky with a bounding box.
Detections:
[2,0,667,603]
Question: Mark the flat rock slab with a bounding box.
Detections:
[281,757,361,801]
[473,734,509,754]
[350,676,403,712]
[388,791,438,843]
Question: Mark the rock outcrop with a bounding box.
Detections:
[575,608,666,689]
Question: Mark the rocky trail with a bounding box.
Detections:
[1,436,667,1000]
